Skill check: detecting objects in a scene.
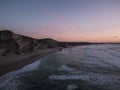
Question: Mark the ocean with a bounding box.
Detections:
[0,44,120,90]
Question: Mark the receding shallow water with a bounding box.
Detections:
[0,44,120,90]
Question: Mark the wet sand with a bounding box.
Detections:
[0,48,61,76]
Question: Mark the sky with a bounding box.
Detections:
[0,0,120,42]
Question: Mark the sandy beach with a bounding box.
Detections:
[0,48,61,76]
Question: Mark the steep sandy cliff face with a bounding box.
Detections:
[0,30,59,55]
[0,30,89,56]
[0,30,19,55]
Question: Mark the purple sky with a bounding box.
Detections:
[0,0,120,42]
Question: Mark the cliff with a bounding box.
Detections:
[0,30,59,56]
[0,30,90,56]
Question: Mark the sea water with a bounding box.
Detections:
[0,44,120,90]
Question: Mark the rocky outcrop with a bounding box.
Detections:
[0,30,59,55]
[0,30,20,55]
[0,30,90,56]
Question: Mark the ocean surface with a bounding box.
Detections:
[0,44,120,90]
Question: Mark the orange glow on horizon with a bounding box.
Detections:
[30,25,120,43]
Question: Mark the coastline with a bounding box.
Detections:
[0,48,62,76]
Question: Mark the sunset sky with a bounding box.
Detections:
[0,0,120,42]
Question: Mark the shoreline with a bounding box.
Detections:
[0,48,62,76]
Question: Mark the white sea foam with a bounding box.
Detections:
[85,47,120,68]
[49,72,118,85]
[49,75,90,81]
[67,84,78,90]
[0,60,41,90]
[57,65,75,72]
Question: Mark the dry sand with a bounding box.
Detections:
[0,48,62,76]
